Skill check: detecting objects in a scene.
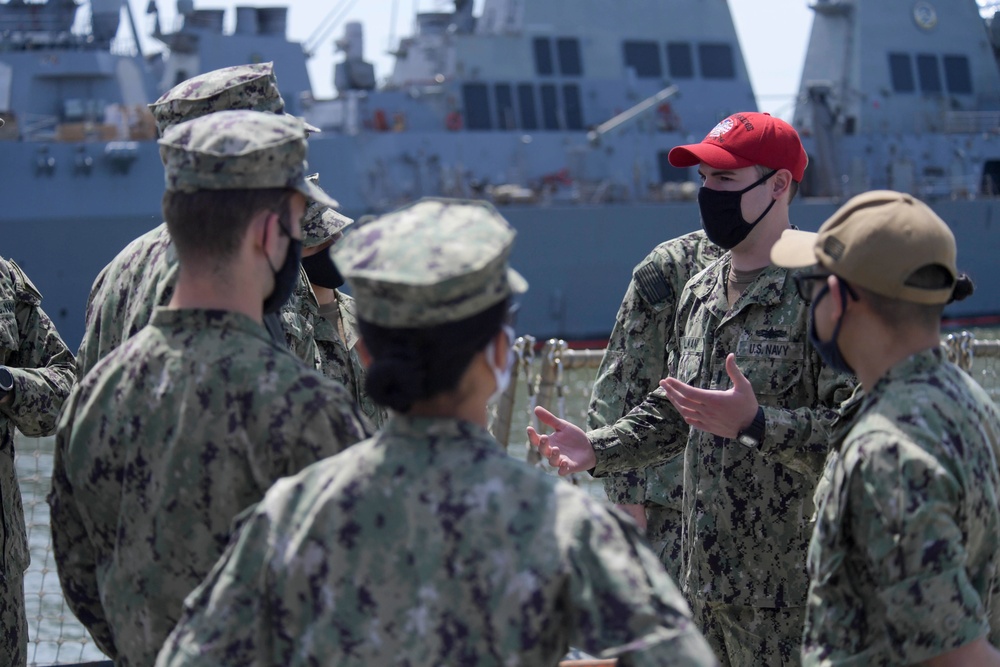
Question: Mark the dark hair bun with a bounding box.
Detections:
[365,354,426,412]
[949,273,975,303]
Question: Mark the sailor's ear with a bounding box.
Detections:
[772,169,793,199]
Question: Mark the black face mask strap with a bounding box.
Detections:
[740,170,778,225]
[737,169,778,194]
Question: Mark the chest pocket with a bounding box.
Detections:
[735,334,804,397]
[676,336,703,385]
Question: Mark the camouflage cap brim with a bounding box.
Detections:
[334,198,529,328]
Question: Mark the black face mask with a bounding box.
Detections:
[808,282,855,375]
[301,249,345,289]
[262,217,302,315]
[697,170,778,249]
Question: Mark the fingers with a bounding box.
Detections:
[726,353,751,390]
[533,405,563,431]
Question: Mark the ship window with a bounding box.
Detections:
[916,54,942,93]
[557,38,583,76]
[517,83,539,130]
[540,84,561,130]
[462,83,493,130]
[623,41,662,78]
[534,37,554,76]
[943,55,973,94]
[666,42,694,79]
[698,43,735,79]
[562,84,583,130]
[495,83,516,130]
[888,53,915,93]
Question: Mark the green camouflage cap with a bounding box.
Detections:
[333,198,528,327]
[158,110,338,209]
[302,173,353,247]
[148,62,320,136]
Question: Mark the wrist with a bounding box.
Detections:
[736,406,765,448]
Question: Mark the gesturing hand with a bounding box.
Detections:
[526,406,597,476]
[659,353,759,439]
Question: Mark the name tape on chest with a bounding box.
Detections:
[736,339,805,359]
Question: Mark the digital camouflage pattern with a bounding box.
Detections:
[333,198,528,328]
[159,110,338,209]
[156,415,718,667]
[284,273,386,427]
[76,223,176,378]
[301,173,352,247]
[0,259,75,667]
[148,62,286,136]
[803,347,1000,666]
[49,308,371,667]
[79,65,320,378]
[76,223,315,377]
[588,230,722,576]
[587,257,856,663]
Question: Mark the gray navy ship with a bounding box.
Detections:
[3,0,1000,348]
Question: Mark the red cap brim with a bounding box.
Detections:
[668,143,757,171]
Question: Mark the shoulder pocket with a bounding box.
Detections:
[633,262,672,311]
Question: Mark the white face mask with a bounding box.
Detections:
[485,325,516,404]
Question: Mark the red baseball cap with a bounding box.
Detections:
[668,112,808,182]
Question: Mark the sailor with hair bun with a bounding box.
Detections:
[771,190,1000,665]
[155,197,718,667]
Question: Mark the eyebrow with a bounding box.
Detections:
[698,168,739,178]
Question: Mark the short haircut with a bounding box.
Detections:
[755,164,799,202]
[855,264,955,329]
[359,299,508,412]
[163,188,292,270]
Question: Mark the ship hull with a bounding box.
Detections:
[9,184,1000,350]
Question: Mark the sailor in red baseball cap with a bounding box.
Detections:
[526,110,855,667]
[668,111,807,250]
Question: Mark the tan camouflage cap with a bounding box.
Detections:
[771,190,957,304]
[158,110,338,209]
[148,62,319,136]
[333,198,528,327]
[302,173,353,247]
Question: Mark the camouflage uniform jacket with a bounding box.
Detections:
[0,259,76,577]
[588,256,856,607]
[77,224,319,378]
[803,347,1000,666]
[588,230,722,508]
[284,274,386,427]
[49,308,372,667]
[156,415,719,667]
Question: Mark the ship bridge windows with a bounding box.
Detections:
[535,37,585,76]
[495,83,516,130]
[462,83,492,130]
[943,55,972,94]
[917,54,942,93]
[889,53,916,93]
[666,42,694,79]
[562,84,583,130]
[698,43,735,79]
[534,38,555,76]
[517,83,539,130]
[557,38,583,76]
[623,41,663,78]
[540,84,560,130]
[889,53,972,95]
